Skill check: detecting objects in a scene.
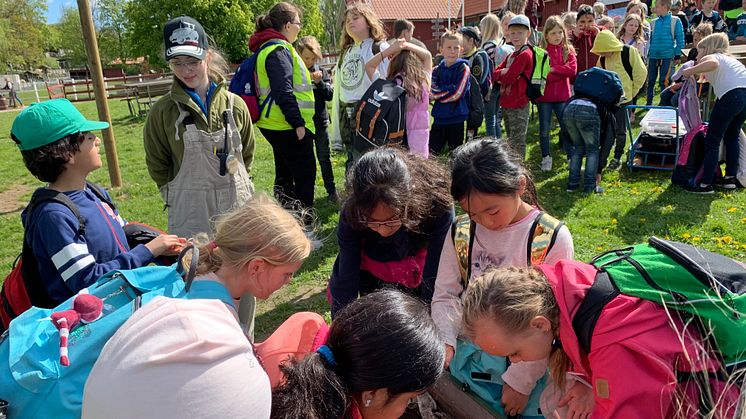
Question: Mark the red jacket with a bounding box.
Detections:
[571,27,599,75]
[539,260,738,419]
[537,44,576,103]
[493,45,532,109]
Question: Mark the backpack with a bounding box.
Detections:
[600,44,634,83]
[572,237,746,371]
[0,183,116,332]
[573,67,624,106]
[228,40,282,122]
[466,74,484,133]
[0,246,210,419]
[352,78,407,155]
[467,48,493,99]
[517,44,550,103]
[671,124,711,188]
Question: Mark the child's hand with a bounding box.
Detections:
[681,67,696,78]
[385,38,406,57]
[146,235,186,257]
[311,70,323,83]
[444,344,455,368]
[502,383,529,416]
[558,380,594,419]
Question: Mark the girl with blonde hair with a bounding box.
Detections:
[480,13,513,138]
[617,13,647,59]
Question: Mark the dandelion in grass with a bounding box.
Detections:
[727,207,737,213]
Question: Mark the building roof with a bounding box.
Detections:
[370,0,454,20]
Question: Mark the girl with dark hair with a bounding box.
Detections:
[271,289,445,419]
[328,147,454,316]
[431,138,576,417]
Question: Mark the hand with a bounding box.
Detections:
[295,126,306,141]
[558,380,595,419]
[145,235,186,257]
[670,82,683,92]
[444,344,455,368]
[681,67,695,78]
[311,70,323,83]
[500,68,508,77]
[502,383,529,417]
[385,38,405,57]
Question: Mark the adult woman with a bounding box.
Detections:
[82,195,312,418]
[249,2,316,222]
[328,148,454,316]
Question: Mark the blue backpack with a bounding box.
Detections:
[0,246,231,419]
[573,66,624,106]
[228,40,282,122]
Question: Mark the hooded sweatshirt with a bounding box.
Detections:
[431,58,471,125]
[493,45,533,109]
[538,260,738,419]
[571,26,600,74]
[537,43,576,103]
[592,30,648,104]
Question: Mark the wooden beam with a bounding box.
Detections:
[428,374,506,419]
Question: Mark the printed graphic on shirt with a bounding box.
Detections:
[470,251,506,278]
[340,48,365,92]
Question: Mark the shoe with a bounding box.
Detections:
[607,158,621,171]
[327,189,339,204]
[566,187,578,193]
[594,185,605,194]
[541,156,553,172]
[687,184,714,194]
[715,176,737,189]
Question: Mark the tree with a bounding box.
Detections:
[95,0,131,65]
[56,7,88,68]
[318,0,346,52]
[247,0,325,51]
[0,0,48,71]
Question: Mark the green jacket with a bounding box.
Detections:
[144,78,256,188]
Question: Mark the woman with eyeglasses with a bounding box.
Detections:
[249,2,317,226]
[328,147,454,317]
[143,16,257,336]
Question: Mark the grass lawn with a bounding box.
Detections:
[0,97,745,340]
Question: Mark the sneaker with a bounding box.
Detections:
[607,158,621,171]
[540,156,553,172]
[715,176,738,189]
[594,185,605,194]
[566,187,578,193]
[687,184,714,194]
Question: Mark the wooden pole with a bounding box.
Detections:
[77,0,122,187]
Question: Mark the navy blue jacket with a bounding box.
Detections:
[431,59,471,125]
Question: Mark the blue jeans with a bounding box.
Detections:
[659,85,680,107]
[701,87,746,185]
[484,89,502,138]
[537,101,565,158]
[563,102,601,192]
[646,58,674,105]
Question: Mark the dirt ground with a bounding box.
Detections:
[0,184,31,215]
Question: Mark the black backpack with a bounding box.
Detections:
[353,78,407,155]
[467,74,484,133]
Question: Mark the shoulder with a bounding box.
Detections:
[149,92,177,115]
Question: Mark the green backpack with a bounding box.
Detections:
[573,236,746,368]
[517,44,550,103]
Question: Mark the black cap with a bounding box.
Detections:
[164,16,207,61]
[459,26,481,44]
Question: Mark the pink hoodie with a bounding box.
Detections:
[539,260,738,418]
[404,81,430,158]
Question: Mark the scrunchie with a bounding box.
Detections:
[316,344,337,367]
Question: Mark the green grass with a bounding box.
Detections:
[1,99,745,340]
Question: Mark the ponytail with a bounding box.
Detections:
[549,345,570,390]
[272,353,348,419]
[255,2,300,32]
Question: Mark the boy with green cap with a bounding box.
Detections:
[10,99,183,307]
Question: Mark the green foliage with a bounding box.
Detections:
[124,0,254,66]
[0,0,48,71]
[247,0,325,50]
[56,7,88,68]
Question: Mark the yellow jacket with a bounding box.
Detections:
[591,30,648,104]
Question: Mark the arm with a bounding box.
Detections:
[404,41,433,74]
[430,229,467,348]
[328,212,363,317]
[674,18,685,58]
[143,107,172,189]
[232,96,256,172]
[265,48,305,128]
[547,52,578,82]
[420,208,455,304]
[439,64,471,103]
[496,51,532,85]
[681,55,719,77]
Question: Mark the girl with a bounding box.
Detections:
[481,13,513,138]
[561,11,577,39]
[328,148,454,316]
[250,3,316,225]
[682,33,746,193]
[617,13,647,60]
[365,38,433,157]
[82,195,312,418]
[461,264,738,417]
[331,3,390,169]
[271,290,445,419]
[431,139,575,417]
[501,11,516,44]
[537,16,577,172]
[626,0,651,42]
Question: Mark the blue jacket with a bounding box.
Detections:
[729,12,746,40]
[648,13,685,59]
[22,186,154,304]
[431,59,471,125]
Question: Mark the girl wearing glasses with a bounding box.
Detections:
[328,148,454,316]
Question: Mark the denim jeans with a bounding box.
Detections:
[484,89,502,138]
[562,102,601,191]
[537,101,565,158]
[701,88,746,185]
[646,58,674,105]
[659,86,680,107]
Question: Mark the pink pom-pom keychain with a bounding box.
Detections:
[50,291,104,366]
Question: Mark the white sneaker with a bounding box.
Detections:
[541,156,553,172]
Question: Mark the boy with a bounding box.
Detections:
[493,15,533,159]
[10,99,182,306]
[671,0,691,41]
[297,36,338,203]
[572,5,600,74]
[646,0,685,105]
[460,26,491,139]
[728,0,746,41]
[592,30,647,170]
[430,31,471,154]
[689,0,728,34]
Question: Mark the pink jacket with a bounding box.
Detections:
[539,260,738,419]
[537,44,576,103]
[406,84,430,158]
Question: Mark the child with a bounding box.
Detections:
[83,196,312,418]
[296,36,338,203]
[460,26,492,140]
[671,0,691,41]
[593,1,606,20]
[430,30,472,154]
[562,95,604,193]
[331,2,390,167]
[365,38,433,157]
[493,15,534,159]
[689,0,728,37]
[10,99,183,307]
[597,16,615,32]
[659,23,713,107]
[617,13,648,60]
[627,0,652,43]
[646,0,685,106]
[683,0,699,21]
[273,290,445,418]
[728,0,746,41]
[592,30,647,170]
[537,16,577,171]
[480,13,513,138]
[501,11,516,44]
[328,148,454,316]
[460,264,738,417]
[572,5,600,74]
[561,11,577,38]
[681,33,746,193]
[431,139,575,418]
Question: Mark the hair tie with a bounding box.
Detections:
[551,338,563,351]
[316,344,337,367]
[209,240,218,250]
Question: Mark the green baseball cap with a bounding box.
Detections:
[10,98,110,151]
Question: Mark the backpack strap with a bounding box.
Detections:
[85,181,116,213]
[621,45,634,82]
[372,40,382,56]
[571,270,620,354]
[526,211,564,265]
[452,214,477,288]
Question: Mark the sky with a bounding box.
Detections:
[46,0,75,24]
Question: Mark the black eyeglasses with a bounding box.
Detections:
[290,21,302,28]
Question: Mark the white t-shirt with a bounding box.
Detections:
[337,38,390,104]
[82,294,271,419]
[704,53,746,99]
